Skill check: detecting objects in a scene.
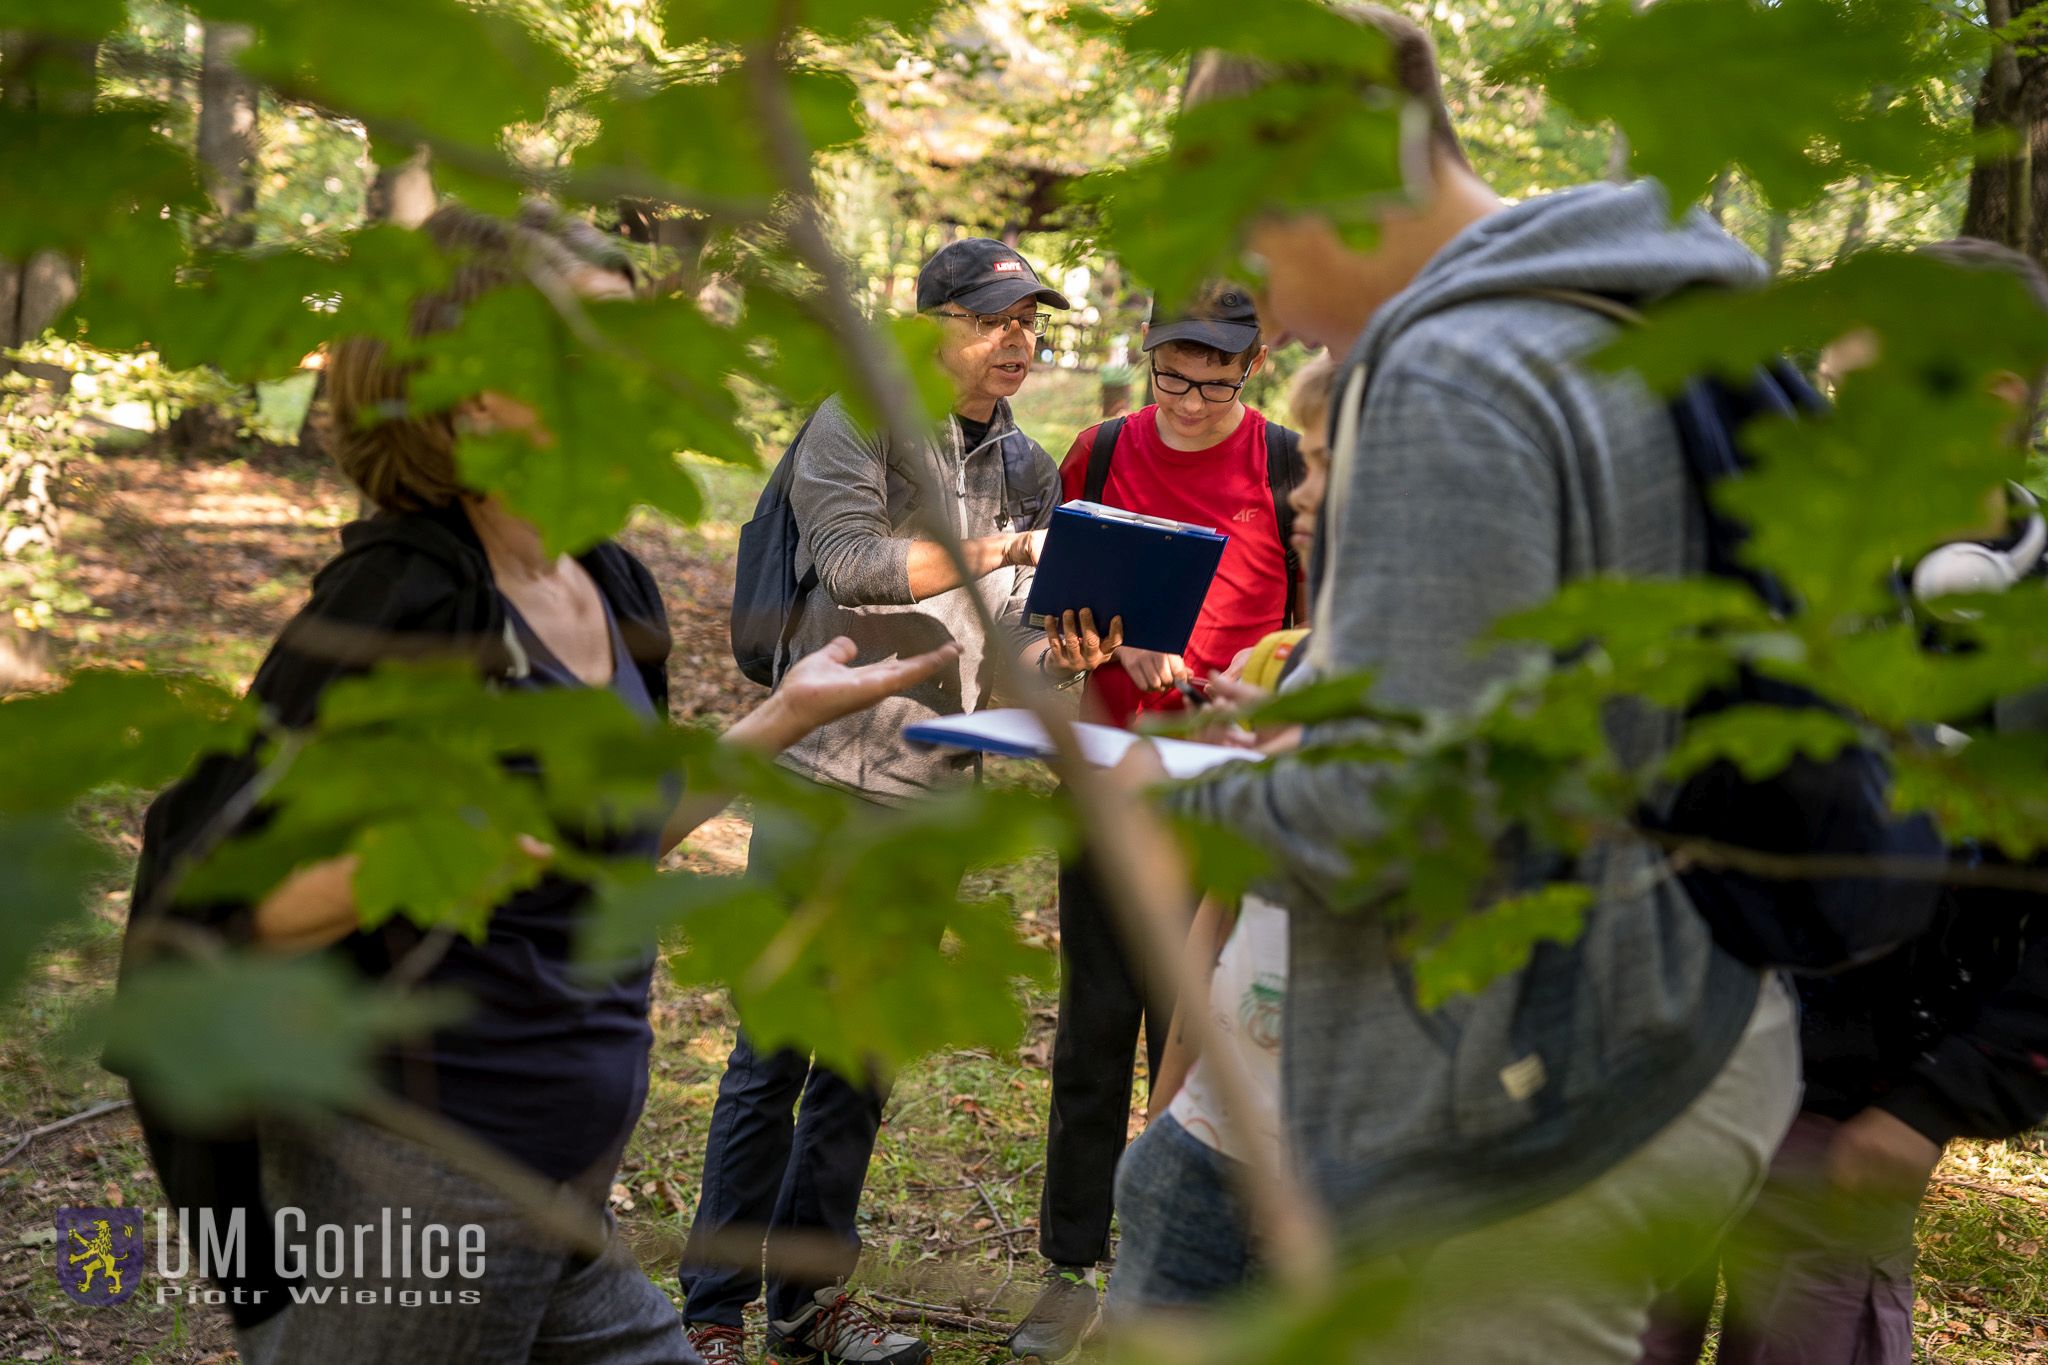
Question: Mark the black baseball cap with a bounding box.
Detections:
[917,238,1071,314]
[1144,284,1261,355]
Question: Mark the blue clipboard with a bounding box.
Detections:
[1023,500,1228,655]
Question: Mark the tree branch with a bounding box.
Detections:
[740,5,1334,1290]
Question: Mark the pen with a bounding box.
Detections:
[1067,500,1220,536]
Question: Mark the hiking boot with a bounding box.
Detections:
[687,1323,750,1365]
[764,1287,932,1365]
[1006,1266,1099,1362]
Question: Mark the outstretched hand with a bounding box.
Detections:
[774,635,961,736]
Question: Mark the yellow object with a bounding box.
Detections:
[1239,628,1310,691]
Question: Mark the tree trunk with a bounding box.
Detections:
[0,36,95,680]
[197,22,258,249]
[1834,175,1875,265]
[0,34,94,380]
[0,251,78,384]
[1964,0,2048,266]
[1764,212,1790,276]
[367,147,436,228]
[1605,129,1631,184]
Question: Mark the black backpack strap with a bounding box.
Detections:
[1083,416,1125,504]
[774,412,823,681]
[1266,421,1305,628]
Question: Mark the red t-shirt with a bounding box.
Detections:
[1058,405,1292,728]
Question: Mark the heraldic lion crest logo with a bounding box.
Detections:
[56,1207,143,1306]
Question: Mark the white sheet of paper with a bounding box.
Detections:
[904,708,1257,781]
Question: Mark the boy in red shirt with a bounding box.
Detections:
[1048,286,1303,725]
[1011,285,1302,1362]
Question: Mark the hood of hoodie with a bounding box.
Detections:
[329,500,490,581]
[1355,180,1768,375]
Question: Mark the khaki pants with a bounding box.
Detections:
[1366,975,1802,1364]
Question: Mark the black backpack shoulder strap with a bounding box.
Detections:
[781,410,823,595]
[1083,416,1125,504]
[1265,421,1304,628]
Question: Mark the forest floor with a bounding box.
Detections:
[6,371,2048,1362]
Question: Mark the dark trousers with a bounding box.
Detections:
[1038,851,1177,1268]
[677,819,888,1327]
[1636,1110,1918,1365]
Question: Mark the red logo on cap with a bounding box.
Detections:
[992,260,1024,273]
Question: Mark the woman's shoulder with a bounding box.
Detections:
[300,508,494,630]
[252,510,501,726]
[578,540,673,675]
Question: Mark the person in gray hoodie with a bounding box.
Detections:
[680,239,1117,1365]
[1104,9,1802,1358]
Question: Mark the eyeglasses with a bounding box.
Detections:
[931,309,1054,338]
[1151,361,1254,404]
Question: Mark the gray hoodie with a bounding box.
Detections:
[1167,181,1774,1252]
[779,393,1060,803]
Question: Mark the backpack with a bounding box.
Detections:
[1646,358,1945,973]
[730,412,820,688]
[1083,413,1307,629]
[1368,288,1945,974]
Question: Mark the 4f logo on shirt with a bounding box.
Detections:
[1232,507,1262,523]
[56,1207,143,1305]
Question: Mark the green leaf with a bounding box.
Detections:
[1662,705,1859,782]
[1495,0,1978,210]
[1075,83,1408,312]
[598,787,1068,1076]
[1492,576,1768,652]
[1406,883,1593,1010]
[0,0,127,41]
[729,290,953,431]
[0,671,255,816]
[1590,253,2048,621]
[1168,813,1271,903]
[1225,669,1409,729]
[80,226,456,384]
[1720,389,2020,619]
[1598,251,2048,397]
[1795,604,2048,730]
[191,0,574,159]
[98,955,464,1129]
[409,288,759,552]
[185,662,677,934]
[579,68,863,202]
[350,809,539,940]
[0,816,118,1003]
[1117,0,1395,70]
[0,105,204,260]
[657,0,950,45]
[1894,736,2048,857]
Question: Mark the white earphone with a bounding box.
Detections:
[1910,483,2046,611]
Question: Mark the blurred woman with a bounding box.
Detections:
[120,203,957,1365]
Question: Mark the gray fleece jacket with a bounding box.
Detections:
[779,393,1060,803]
[1167,181,1775,1252]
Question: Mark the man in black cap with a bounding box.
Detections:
[679,239,1117,1365]
[1009,283,1305,1361]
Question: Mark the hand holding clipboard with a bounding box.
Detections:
[1023,500,1228,656]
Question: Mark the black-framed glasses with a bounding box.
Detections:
[931,309,1053,338]
[1151,361,1253,404]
